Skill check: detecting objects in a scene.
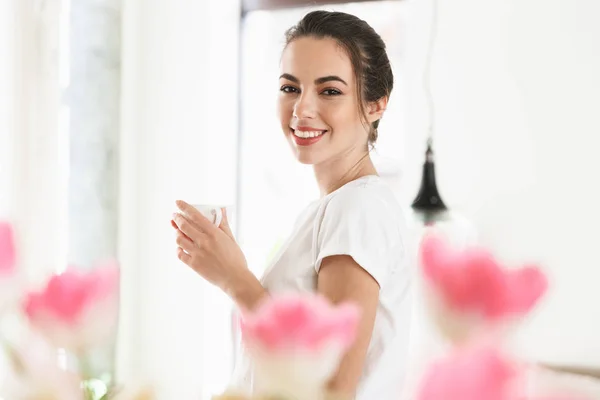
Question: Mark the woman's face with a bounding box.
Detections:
[277,37,371,165]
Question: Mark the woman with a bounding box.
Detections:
[172,10,412,400]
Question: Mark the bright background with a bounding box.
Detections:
[1,0,599,398]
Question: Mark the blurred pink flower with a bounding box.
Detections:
[419,234,548,320]
[0,221,20,312]
[0,221,16,277]
[415,340,591,400]
[238,293,360,398]
[417,344,519,400]
[239,292,360,353]
[23,261,120,352]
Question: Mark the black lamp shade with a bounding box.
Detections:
[411,140,447,212]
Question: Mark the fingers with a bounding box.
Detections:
[176,247,192,264]
[172,213,203,240]
[171,219,193,241]
[220,208,235,239]
[175,200,216,233]
[175,230,196,254]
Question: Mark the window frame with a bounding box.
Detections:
[242,0,395,14]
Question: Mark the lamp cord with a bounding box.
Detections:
[422,0,439,147]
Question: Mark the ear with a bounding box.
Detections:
[366,97,388,124]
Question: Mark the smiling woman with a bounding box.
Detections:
[218,8,413,400]
[277,27,390,169]
[237,2,407,283]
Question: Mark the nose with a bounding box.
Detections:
[293,91,317,119]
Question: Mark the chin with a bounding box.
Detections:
[292,145,331,165]
[286,139,314,165]
[285,133,330,165]
[290,149,316,165]
[296,155,317,165]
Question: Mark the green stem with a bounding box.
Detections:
[77,351,101,400]
[0,334,25,374]
[78,351,95,381]
[82,382,96,400]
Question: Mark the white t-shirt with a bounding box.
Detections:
[231,175,413,399]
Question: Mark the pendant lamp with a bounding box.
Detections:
[409,0,477,249]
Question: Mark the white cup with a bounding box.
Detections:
[190,204,234,228]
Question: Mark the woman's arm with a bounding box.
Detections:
[317,254,380,398]
[226,269,269,312]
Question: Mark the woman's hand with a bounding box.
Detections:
[171,200,249,294]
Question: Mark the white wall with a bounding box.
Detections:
[116,0,241,397]
[0,0,68,280]
[0,0,12,215]
[404,0,600,367]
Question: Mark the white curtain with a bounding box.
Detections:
[0,0,67,280]
[116,0,241,398]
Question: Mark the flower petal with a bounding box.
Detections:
[0,221,16,276]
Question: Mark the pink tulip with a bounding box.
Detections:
[417,344,520,400]
[0,221,20,313]
[239,293,360,398]
[417,345,592,400]
[420,234,548,320]
[0,221,16,276]
[23,261,120,352]
[240,292,360,353]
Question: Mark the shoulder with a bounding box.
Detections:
[320,176,403,228]
[315,175,408,254]
[313,176,408,286]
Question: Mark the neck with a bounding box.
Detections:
[313,148,378,196]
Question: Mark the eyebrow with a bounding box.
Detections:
[279,73,348,86]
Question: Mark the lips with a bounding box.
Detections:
[290,128,327,146]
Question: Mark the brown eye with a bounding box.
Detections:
[322,88,342,96]
[280,85,299,94]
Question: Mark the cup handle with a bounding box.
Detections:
[213,207,223,227]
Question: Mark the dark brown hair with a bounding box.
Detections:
[284,10,394,144]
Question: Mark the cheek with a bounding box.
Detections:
[277,97,294,121]
[324,103,369,145]
[323,100,359,129]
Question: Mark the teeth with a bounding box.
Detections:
[293,130,325,138]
